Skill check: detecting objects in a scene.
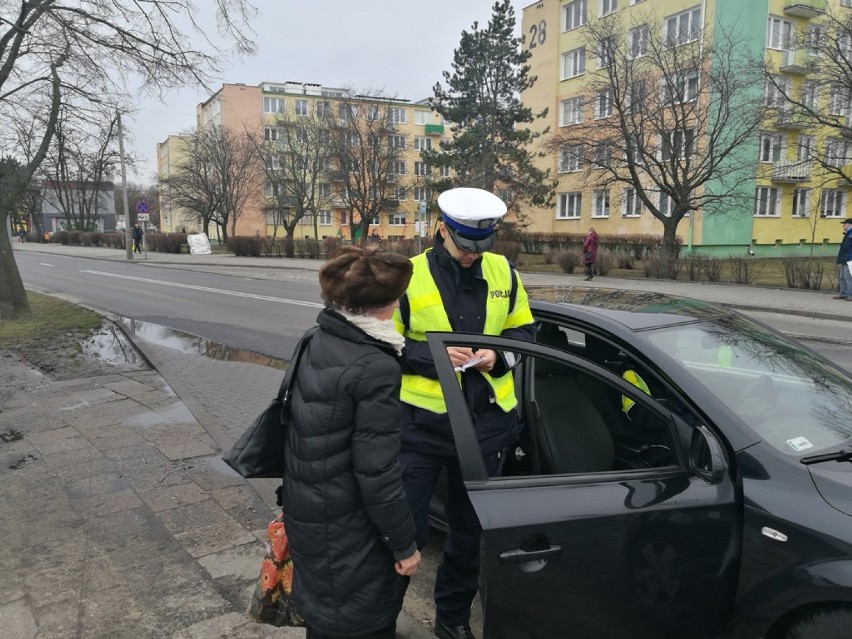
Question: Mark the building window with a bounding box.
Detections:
[439,165,451,178]
[264,127,278,142]
[388,160,407,175]
[558,144,583,172]
[557,192,582,219]
[597,37,616,68]
[414,186,432,201]
[595,88,613,118]
[560,97,584,126]
[389,107,407,124]
[316,101,331,117]
[414,161,431,176]
[318,210,332,225]
[626,80,646,113]
[415,110,430,125]
[758,132,784,163]
[663,69,699,103]
[564,0,586,31]
[826,138,852,167]
[797,135,815,162]
[389,212,407,225]
[601,0,617,16]
[295,99,309,116]
[764,76,790,107]
[800,81,818,110]
[792,189,810,217]
[389,134,406,149]
[767,16,793,51]
[829,85,851,116]
[318,183,332,198]
[664,7,702,46]
[820,190,846,218]
[622,189,642,217]
[842,0,852,7]
[628,25,649,58]
[264,97,285,114]
[754,187,780,216]
[662,128,695,160]
[592,189,610,217]
[414,137,432,151]
[338,103,356,121]
[657,190,673,216]
[592,141,611,167]
[562,47,586,79]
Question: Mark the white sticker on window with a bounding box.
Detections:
[787,437,813,452]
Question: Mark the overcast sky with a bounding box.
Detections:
[126,0,527,183]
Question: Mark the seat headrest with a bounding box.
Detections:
[536,325,571,375]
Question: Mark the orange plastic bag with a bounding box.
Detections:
[246,514,304,627]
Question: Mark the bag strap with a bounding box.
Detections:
[276,326,318,403]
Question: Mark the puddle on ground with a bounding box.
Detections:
[80,324,148,371]
[123,402,197,428]
[117,317,286,369]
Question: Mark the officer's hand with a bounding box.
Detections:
[446,346,476,368]
[472,349,497,373]
[395,550,421,576]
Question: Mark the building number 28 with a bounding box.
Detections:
[528,20,546,49]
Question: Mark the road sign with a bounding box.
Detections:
[136,200,149,214]
[418,200,427,217]
[137,213,150,222]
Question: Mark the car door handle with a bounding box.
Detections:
[499,545,563,563]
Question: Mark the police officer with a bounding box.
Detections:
[393,188,535,639]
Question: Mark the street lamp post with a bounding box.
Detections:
[116,111,133,260]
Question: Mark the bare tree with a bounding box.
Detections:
[763,8,852,188]
[0,0,257,319]
[250,109,336,254]
[552,13,764,274]
[322,94,412,242]
[159,125,263,243]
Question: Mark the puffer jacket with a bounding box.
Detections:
[281,309,417,636]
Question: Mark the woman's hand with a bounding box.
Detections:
[472,349,497,373]
[446,346,476,369]
[395,549,421,576]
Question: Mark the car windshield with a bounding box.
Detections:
[645,316,852,457]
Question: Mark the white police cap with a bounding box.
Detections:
[437,187,507,253]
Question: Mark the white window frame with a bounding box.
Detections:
[820,190,846,218]
[662,128,696,161]
[664,7,702,46]
[560,97,584,126]
[295,99,309,117]
[600,0,617,16]
[766,16,793,51]
[562,47,586,79]
[592,189,610,218]
[754,187,780,217]
[663,69,699,103]
[414,136,432,151]
[388,212,407,226]
[595,88,613,118]
[829,85,851,117]
[792,188,810,217]
[797,135,815,162]
[626,80,646,113]
[264,97,285,114]
[414,161,431,177]
[414,110,430,125]
[389,134,406,149]
[414,186,432,202]
[558,144,583,173]
[557,192,583,219]
[317,210,332,226]
[564,0,587,31]
[439,165,451,178]
[389,107,407,124]
[657,190,673,216]
[758,132,784,163]
[826,138,852,166]
[264,127,278,142]
[628,25,649,58]
[764,76,790,107]
[800,81,818,110]
[388,160,407,175]
[622,188,642,217]
[597,37,615,68]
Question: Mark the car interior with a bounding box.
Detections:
[501,321,681,478]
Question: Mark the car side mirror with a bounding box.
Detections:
[691,425,727,484]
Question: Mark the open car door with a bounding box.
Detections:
[426,332,740,639]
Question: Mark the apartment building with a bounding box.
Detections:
[522,0,851,256]
[156,134,196,233]
[159,81,448,241]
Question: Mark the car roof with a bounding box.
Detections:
[528,286,734,332]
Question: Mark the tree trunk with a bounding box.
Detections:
[661,221,680,280]
[0,212,31,319]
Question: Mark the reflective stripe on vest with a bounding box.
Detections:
[622,369,651,414]
[396,251,525,414]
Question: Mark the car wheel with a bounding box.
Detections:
[785,608,852,639]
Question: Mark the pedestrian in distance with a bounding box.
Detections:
[393,187,535,639]
[582,226,599,281]
[834,218,852,301]
[18,228,26,243]
[132,222,143,254]
[280,245,421,639]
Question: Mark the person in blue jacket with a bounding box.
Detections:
[834,218,852,301]
[393,188,535,639]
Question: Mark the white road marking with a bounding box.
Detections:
[39,263,54,267]
[80,269,324,308]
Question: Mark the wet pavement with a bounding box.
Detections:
[4,242,852,638]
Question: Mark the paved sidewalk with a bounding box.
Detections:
[4,241,852,638]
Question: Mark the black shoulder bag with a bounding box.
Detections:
[223,327,316,478]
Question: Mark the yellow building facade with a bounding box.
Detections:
[521,0,850,256]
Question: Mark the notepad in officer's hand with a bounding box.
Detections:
[454,356,485,372]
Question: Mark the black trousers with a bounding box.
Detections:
[305,622,395,639]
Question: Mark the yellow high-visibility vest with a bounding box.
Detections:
[393,250,533,414]
[622,369,651,414]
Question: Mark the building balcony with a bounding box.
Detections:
[381,198,400,209]
[776,110,809,130]
[783,0,826,18]
[424,124,444,135]
[779,49,817,74]
[771,160,811,183]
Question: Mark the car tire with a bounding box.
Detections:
[785,608,852,639]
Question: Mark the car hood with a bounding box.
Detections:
[809,464,852,517]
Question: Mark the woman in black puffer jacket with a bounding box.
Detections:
[281,245,421,639]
